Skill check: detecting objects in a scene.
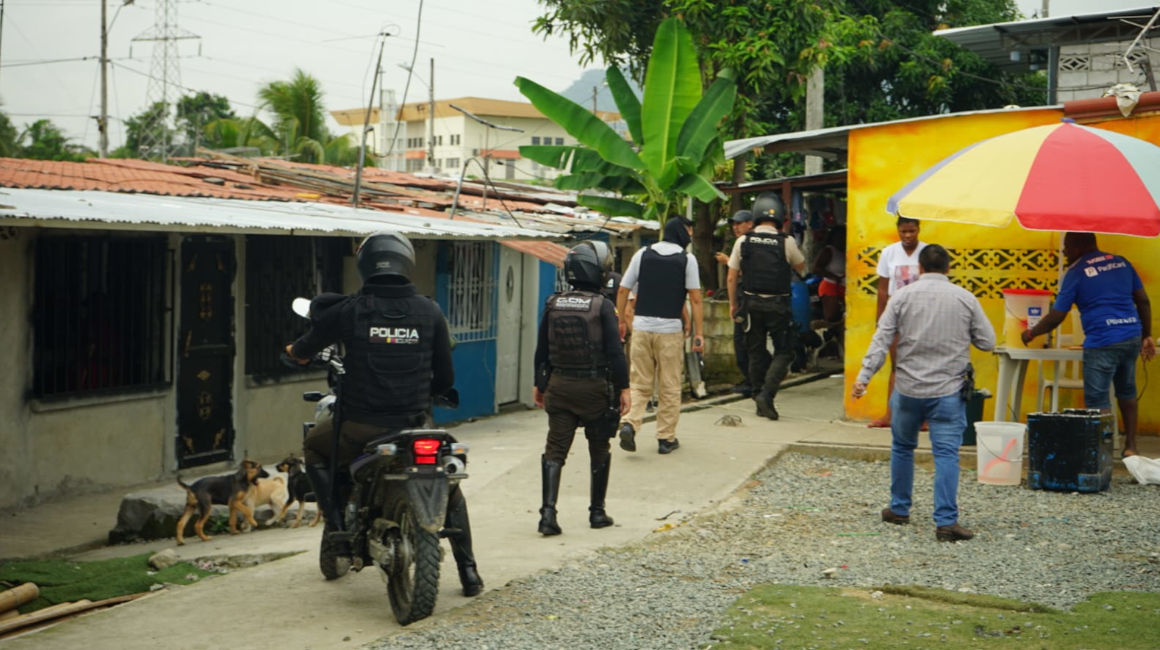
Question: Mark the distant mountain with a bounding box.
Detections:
[558,68,640,113]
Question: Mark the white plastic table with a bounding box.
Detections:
[992,346,1083,422]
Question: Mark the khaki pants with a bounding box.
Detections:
[624,330,685,441]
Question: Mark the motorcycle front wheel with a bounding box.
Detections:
[385,499,441,625]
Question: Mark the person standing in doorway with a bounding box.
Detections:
[727,192,806,420]
[870,217,928,428]
[716,209,756,396]
[532,241,630,536]
[1021,232,1155,457]
[616,217,704,455]
[852,244,995,542]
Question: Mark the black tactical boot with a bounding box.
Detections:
[588,454,614,529]
[305,463,351,580]
[754,391,779,420]
[538,456,563,536]
[445,489,484,597]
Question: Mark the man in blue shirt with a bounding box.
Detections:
[1023,232,1156,457]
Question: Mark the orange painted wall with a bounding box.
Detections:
[844,108,1160,432]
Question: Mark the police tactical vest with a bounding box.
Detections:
[634,247,687,319]
[341,293,439,416]
[546,290,606,371]
[741,233,792,295]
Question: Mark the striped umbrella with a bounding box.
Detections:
[887,120,1160,237]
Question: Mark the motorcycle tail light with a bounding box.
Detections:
[412,438,441,465]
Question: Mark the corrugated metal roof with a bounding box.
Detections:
[723,106,1060,160]
[935,6,1160,72]
[0,188,557,240]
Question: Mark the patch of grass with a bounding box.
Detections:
[708,584,1160,649]
[0,553,216,613]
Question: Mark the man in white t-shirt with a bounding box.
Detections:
[616,217,704,455]
[870,216,927,428]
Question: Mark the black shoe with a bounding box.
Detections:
[658,438,680,454]
[755,393,779,420]
[589,507,614,529]
[458,564,484,597]
[618,423,636,452]
[538,507,562,536]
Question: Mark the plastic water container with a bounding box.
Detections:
[1002,289,1053,348]
[974,421,1025,485]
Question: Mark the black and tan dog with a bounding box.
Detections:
[175,459,269,545]
[274,455,322,528]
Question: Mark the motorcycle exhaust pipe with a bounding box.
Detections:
[441,455,466,475]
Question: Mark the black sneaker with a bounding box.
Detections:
[618,423,636,452]
[658,438,680,454]
[755,395,779,420]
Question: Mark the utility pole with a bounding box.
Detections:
[99,0,109,157]
[592,85,598,113]
[353,33,388,208]
[0,0,6,90]
[427,57,435,170]
[1040,0,1049,18]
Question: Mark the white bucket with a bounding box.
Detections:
[1002,289,1052,349]
[975,421,1026,486]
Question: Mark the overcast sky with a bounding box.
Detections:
[0,0,1152,152]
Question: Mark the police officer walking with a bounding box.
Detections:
[285,231,483,597]
[727,192,806,420]
[532,241,630,536]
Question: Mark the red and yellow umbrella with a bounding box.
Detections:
[887,120,1160,237]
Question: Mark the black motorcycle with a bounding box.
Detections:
[291,299,469,625]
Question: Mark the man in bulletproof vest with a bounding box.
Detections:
[284,231,483,597]
[616,217,704,455]
[532,241,630,536]
[728,192,806,420]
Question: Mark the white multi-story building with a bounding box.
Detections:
[332,96,622,182]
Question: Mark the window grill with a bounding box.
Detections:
[446,241,496,343]
[32,235,170,398]
[245,235,344,379]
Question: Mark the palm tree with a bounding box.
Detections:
[257,69,330,163]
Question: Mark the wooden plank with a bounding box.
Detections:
[0,583,39,614]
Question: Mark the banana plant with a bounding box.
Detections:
[515,17,735,222]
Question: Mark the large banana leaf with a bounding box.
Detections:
[515,76,644,171]
[577,194,643,219]
[519,144,577,169]
[639,17,701,191]
[673,172,725,203]
[676,76,736,165]
[605,66,643,146]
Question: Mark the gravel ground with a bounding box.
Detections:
[375,452,1160,650]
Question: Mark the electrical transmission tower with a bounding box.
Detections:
[132,0,200,162]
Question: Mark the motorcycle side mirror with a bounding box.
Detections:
[291,297,311,319]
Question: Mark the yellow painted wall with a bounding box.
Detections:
[844,108,1160,433]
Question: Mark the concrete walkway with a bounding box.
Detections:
[2,374,1155,649]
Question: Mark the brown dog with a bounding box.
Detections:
[241,475,289,530]
[274,455,322,528]
[175,460,268,545]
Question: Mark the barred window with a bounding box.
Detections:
[245,235,344,379]
[32,235,170,398]
[445,241,496,343]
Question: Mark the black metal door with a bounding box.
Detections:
[177,236,236,468]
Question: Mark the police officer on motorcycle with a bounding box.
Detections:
[727,192,806,420]
[284,231,483,597]
[532,241,630,536]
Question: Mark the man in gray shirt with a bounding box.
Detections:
[852,244,995,542]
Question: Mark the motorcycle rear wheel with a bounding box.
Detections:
[386,499,441,625]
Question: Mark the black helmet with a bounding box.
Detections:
[356,231,415,282]
[563,241,610,288]
[752,191,786,226]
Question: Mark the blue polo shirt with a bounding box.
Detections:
[1054,250,1144,348]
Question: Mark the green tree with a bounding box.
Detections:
[19,119,89,161]
[114,101,170,159]
[0,110,19,157]
[176,92,236,153]
[516,17,735,222]
[256,69,366,165]
[200,116,279,155]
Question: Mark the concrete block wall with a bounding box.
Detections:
[702,299,744,385]
[1057,39,1158,102]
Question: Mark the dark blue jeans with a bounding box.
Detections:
[889,391,966,527]
[1082,337,1140,409]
